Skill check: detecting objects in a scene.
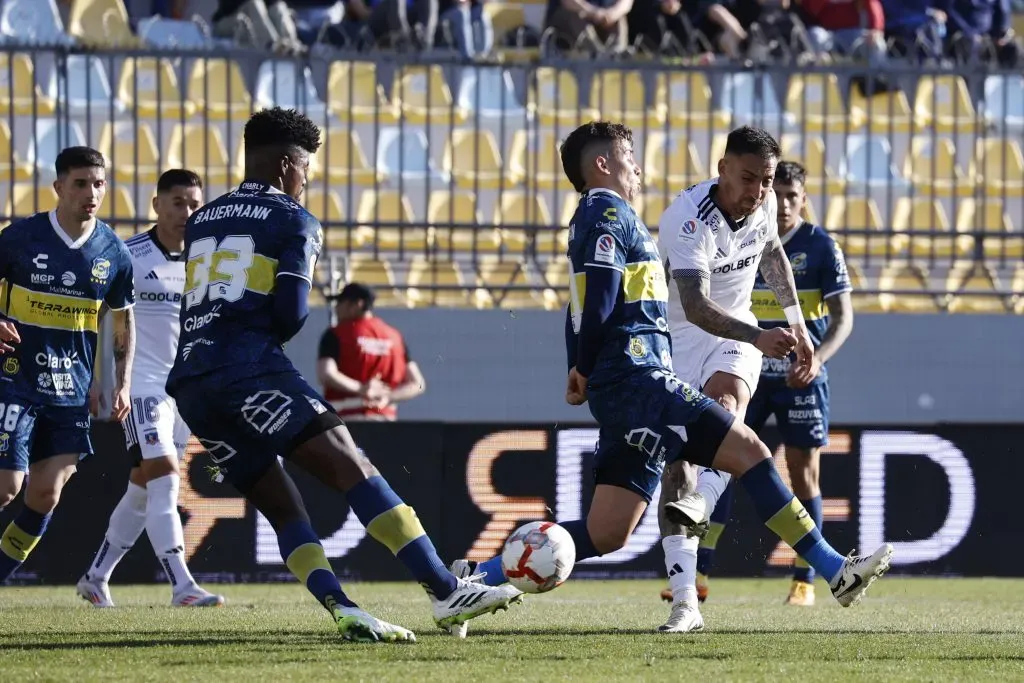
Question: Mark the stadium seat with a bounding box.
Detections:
[717,72,788,128]
[495,192,562,255]
[637,193,669,232]
[956,198,1023,261]
[838,134,907,192]
[103,185,140,238]
[891,197,970,259]
[543,259,570,306]
[482,3,526,40]
[326,61,397,123]
[444,129,508,189]
[98,121,162,184]
[255,60,328,121]
[67,0,138,46]
[560,193,580,228]
[1,0,68,44]
[981,75,1024,131]
[785,73,849,132]
[914,75,978,133]
[845,262,883,312]
[428,191,501,254]
[477,261,554,310]
[118,57,193,118]
[0,53,56,116]
[188,59,253,121]
[779,134,830,192]
[903,136,974,197]
[456,66,526,120]
[319,128,376,185]
[0,121,31,182]
[355,189,427,251]
[392,66,464,124]
[59,55,119,115]
[348,258,407,307]
[848,87,914,133]
[662,71,716,128]
[508,130,569,190]
[589,70,663,126]
[166,124,235,189]
[4,184,58,222]
[973,138,1024,197]
[303,188,371,251]
[26,119,87,179]
[407,261,485,308]
[529,68,591,125]
[375,127,445,184]
[136,16,209,49]
[945,264,1007,313]
[824,196,898,256]
[644,132,707,190]
[877,262,941,312]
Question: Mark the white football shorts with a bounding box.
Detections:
[122,388,191,463]
[670,326,763,396]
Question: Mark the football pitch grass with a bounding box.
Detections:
[2,578,1023,681]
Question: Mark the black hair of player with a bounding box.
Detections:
[333,282,375,310]
[243,107,322,156]
[55,146,105,177]
[723,126,781,161]
[560,121,634,193]
[157,168,203,193]
[775,161,806,187]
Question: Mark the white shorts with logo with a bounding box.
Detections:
[122,388,190,463]
[670,325,763,395]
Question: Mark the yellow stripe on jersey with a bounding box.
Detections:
[6,284,101,332]
[245,253,278,295]
[751,289,826,322]
[622,261,669,304]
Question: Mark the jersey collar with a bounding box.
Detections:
[707,184,745,233]
[48,210,96,249]
[779,220,807,246]
[586,188,623,201]
[148,226,183,261]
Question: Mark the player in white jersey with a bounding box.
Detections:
[77,170,225,608]
[655,127,815,632]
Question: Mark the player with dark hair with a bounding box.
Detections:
[77,169,226,608]
[0,147,136,583]
[450,121,891,637]
[165,107,519,643]
[692,160,855,607]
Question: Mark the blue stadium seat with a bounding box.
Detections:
[255,60,328,122]
[456,67,526,120]
[981,75,1024,132]
[26,119,88,179]
[136,16,210,49]
[717,72,790,129]
[54,55,122,116]
[838,134,908,191]
[375,127,447,184]
[0,0,69,45]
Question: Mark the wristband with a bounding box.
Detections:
[783,304,804,326]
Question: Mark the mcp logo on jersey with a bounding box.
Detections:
[593,234,616,264]
[680,219,698,235]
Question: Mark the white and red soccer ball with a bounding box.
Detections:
[501,521,576,593]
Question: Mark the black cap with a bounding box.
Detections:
[329,282,375,309]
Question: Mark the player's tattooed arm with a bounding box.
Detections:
[758,236,799,308]
[675,272,762,344]
[111,306,136,390]
[816,291,854,364]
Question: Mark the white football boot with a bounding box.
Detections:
[76,575,115,608]
[829,544,894,607]
[663,492,711,539]
[171,587,227,607]
[448,559,476,639]
[658,602,705,633]
[430,571,522,631]
[333,606,416,643]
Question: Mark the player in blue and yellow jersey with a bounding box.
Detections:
[452,122,890,635]
[0,147,136,583]
[165,107,519,643]
[694,161,855,607]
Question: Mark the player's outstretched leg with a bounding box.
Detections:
[78,481,148,607]
[784,445,824,606]
[656,460,703,633]
[689,481,734,604]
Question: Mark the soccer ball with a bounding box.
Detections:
[501,521,576,593]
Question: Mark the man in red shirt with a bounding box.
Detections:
[316,283,426,421]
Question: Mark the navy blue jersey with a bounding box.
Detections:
[566,189,671,389]
[750,222,851,380]
[0,212,134,406]
[166,181,323,390]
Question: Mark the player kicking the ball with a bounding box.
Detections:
[451,121,892,637]
[77,169,225,608]
[165,107,519,643]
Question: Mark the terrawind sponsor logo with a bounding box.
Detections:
[29,301,98,315]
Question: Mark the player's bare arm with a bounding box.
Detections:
[759,236,813,366]
[789,291,854,389]
[0,318,20,354]
[110,307,136,421]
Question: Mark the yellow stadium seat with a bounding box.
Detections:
[785,73,850,131]
[118,57,193,119]
[904,136,974,197]
[973,138,1024,197]
[846,262,883,312]
[326,62,396,123]
[483,3,526,37]
[589,70,663,126]
[495,192,564,255]
[188,59,252,121]
[543,259,570,306]
[662,72,716,128]
[5,184,58,221]
[508,130,569,190]
[529,68,592,125]
[444,129,507,189]
[68,0,138,46]
[427,191,501,253]
[848,88,913,133]
[0,121,30,182]
[644,132,707,188]
[166,124,234,188]
[561,193,581,228]
[636,193,669,233]
[407,261,485,308]
[824,196,898,256]
[103,185,140,238]
[99,121,162,184]
[348,258,407,307]
[946,264,1007,313]
[0,53,55,116]
[956,198,1023,260]
[319,128,376,185]
[477,261,552,309]
[302,188,371,250]
[914,75,977,133]
[891,197,971,259]
[392,66,464,124]
[356,190,427,251]
[780,134,830,193]
[878,262,942,312]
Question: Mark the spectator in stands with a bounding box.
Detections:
[883,0,947,60]
[545,0,633,54]
[627,0,703,55]
[797,0,888,62]
[290,0,349,45]
[937,0,1021,66]
[213,0,305,52]
[437,0,494,57]
[690,0,761,58]
[341,0,440,48]
[317,283,426,422]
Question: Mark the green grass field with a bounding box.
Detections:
[2,578,1023,681]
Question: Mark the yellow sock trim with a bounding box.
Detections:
[285,542,333,584]
[365,504,426,555]
[700,522,726,550]
[794,556,810,569]
[0,522,41,563]
[765,498,815,548]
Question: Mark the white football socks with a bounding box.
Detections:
[89,482,148,582]
[663,535,700,606]
[146,474,198,595]
[695,468,733,519]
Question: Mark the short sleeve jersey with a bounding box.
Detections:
[0,212,134,406]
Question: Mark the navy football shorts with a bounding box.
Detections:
[587,369,735,502]
[746,377,830,449]
[0,391,92,472]
[170,369,342,492]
